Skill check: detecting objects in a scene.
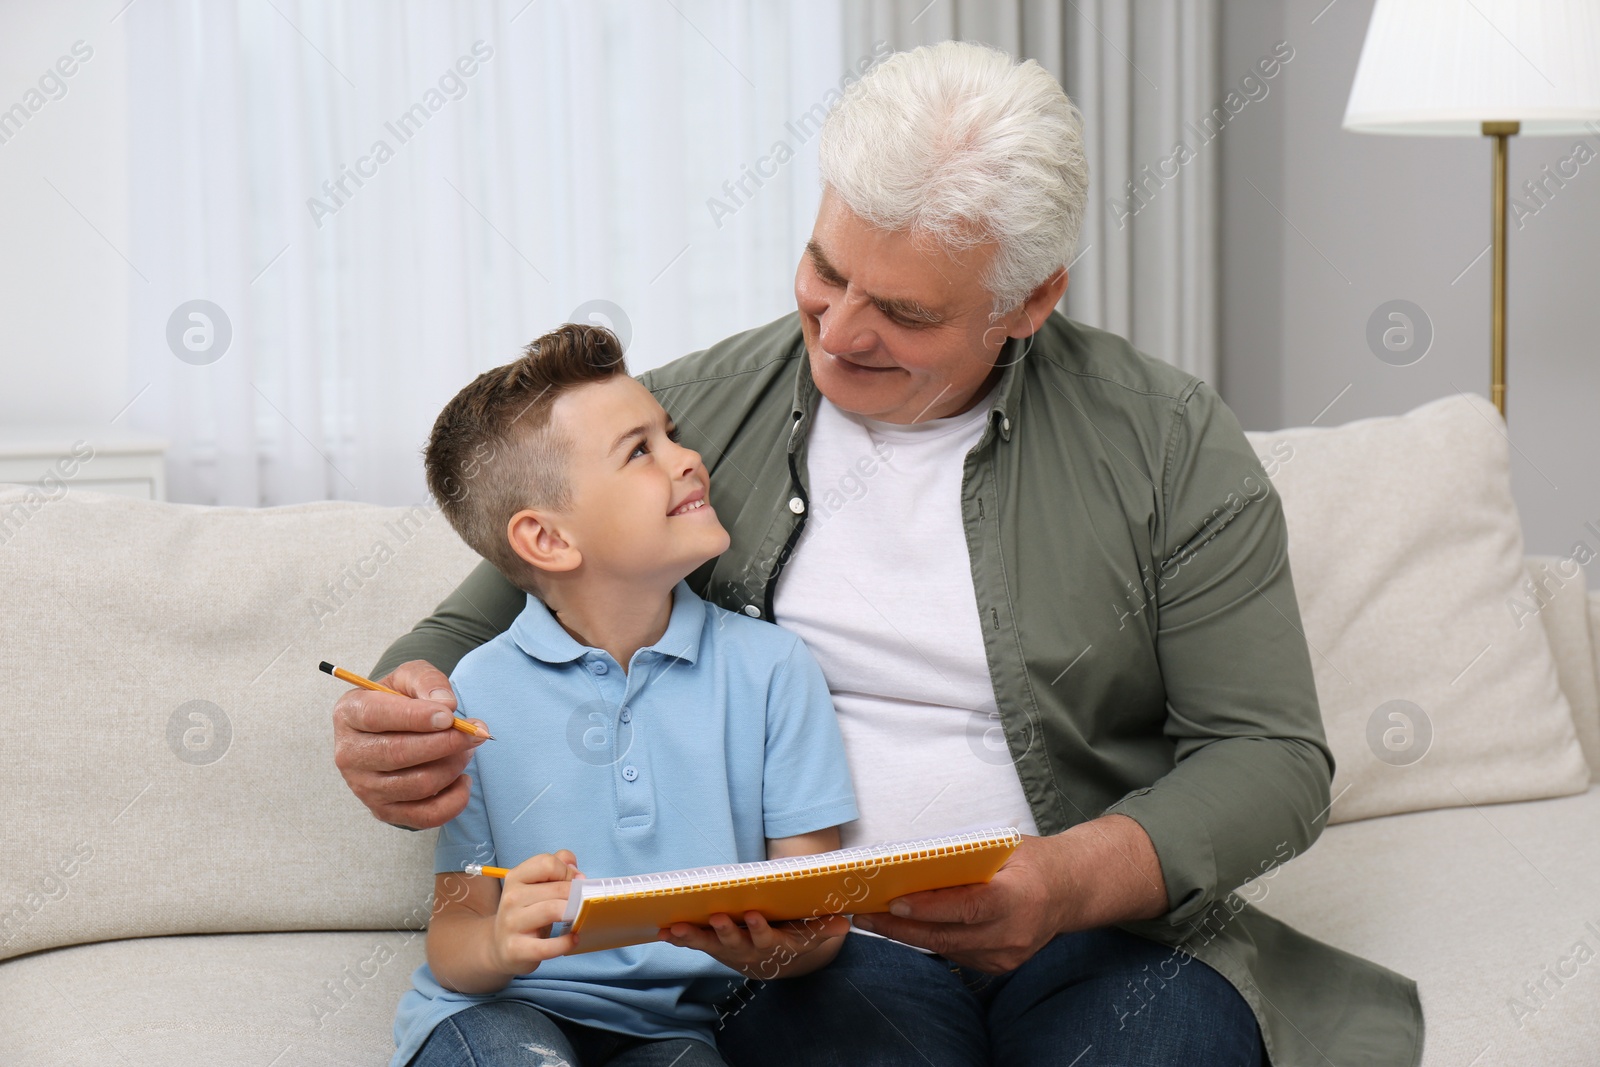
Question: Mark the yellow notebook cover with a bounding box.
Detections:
[555,826,1021,954]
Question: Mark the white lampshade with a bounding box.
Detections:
[1344,0,1600,135]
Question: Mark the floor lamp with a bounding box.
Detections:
[1342,0,1600,420]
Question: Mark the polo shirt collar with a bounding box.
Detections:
[509,578,704,667]
[787,330,1024,447]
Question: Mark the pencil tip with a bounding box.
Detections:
[318,661,335,674]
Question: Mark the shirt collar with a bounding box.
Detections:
[788,331,1024,449]
[509,578,705,667]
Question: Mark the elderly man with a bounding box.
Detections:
[335,41,1422,1066]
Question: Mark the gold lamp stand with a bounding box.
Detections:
[1483,120,1518,419]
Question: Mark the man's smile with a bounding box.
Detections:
[829,350,900,374]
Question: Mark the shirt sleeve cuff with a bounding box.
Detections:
[763,796,859,841]
[1102,784,1220,924]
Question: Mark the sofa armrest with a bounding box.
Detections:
[1578,587,1600,781]
[1523,557,1598,782]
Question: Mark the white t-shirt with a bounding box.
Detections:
[772,383,1041,853]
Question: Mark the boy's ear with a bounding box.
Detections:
[507,509,582,574]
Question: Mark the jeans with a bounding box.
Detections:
[409,999,727,1067]
[714,928,1267,1066]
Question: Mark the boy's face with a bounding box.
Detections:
[523,376,730,582]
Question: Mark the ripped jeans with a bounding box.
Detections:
[408,1000,726,1067]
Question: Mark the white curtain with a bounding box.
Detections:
[841,0,1220,382]
[126,0,845,506]
[126,0,1216,508]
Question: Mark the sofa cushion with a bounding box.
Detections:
[1242,394,1590,823]
[1251,784,1600,1067]
[0,487,475,963]
[0,930,425,1066]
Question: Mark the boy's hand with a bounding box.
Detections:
[487,850,584,976]
[659,911,850,981]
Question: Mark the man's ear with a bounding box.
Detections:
[507,509,582,574]
[1006,267,1070,340]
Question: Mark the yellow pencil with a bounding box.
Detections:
[463,863,511,878]
[319,661,494,740]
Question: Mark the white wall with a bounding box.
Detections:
[1220,0,1600,562]
[0,0,128,427]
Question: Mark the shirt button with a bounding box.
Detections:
[1002,417,1011,433]
[788,496,806,514]
[588,660,608,675]
[742,604,761,617]
[622,765,638,781]
[620,707,632,723]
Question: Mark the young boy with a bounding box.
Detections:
[390,324,859,1067]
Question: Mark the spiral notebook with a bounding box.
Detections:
[553,825,1021,954]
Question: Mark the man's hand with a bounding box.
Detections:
[332,659,488,830]
[660,911,850,981]
[488,850,583,975]
[851,814,1169,974]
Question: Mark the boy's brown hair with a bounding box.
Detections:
[424,323,628,594]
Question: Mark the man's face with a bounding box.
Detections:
[539,376,730,581]
[794,188,1016,424]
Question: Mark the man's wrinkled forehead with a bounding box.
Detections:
[807,193,999,318]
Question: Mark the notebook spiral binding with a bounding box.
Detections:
[574,826,1022,902]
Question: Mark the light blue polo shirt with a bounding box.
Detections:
[391,579,858,1065]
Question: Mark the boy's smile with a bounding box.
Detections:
[668,489,710,516]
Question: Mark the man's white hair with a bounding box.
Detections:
[819,40,1089,318]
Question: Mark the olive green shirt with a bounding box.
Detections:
[373,310,1423,1066]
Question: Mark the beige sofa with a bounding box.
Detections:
[2,394,1596,1066]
